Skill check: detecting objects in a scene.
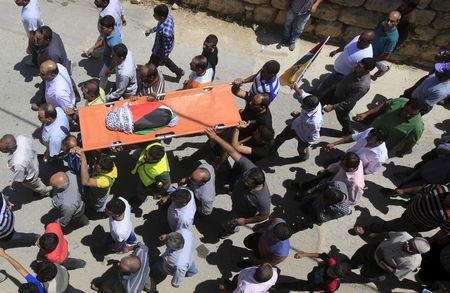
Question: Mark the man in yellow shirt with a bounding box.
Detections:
[82,79,106,106]
[73,147,117,213]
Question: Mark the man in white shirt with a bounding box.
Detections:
[313,31,374,97]
[105,197,137,253]
[40,60,76,113]
[183,55,214,89]
[105,44,137,101]
[272,84,322,161]
[38,104,70,162]
[164,188,196,231]
[326,127,388,175]
[15,0,44,58]
[229,263,278,293]
[0,134,51,197]
[150,229,197,290]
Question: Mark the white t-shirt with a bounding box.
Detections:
[347,127,388,175]
[109,197,133,242]
[233,267,278,293]
[99,0,124,32]
[167,188,196,232]
[45,63,76,111]
[334,36,373,76]
[40,107,70,157]
[21,0,44,33]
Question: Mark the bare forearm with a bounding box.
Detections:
[244,213,269,224]
[3,254,29,277]
[362,103,385,117]
[212,135,241,161]
[331,135,353,146]
[243,74,257,84]
[80,159,90,186]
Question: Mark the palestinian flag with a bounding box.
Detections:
[129,102,177,134]
[280,36,330,87]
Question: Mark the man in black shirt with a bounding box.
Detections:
[239,93,272,139]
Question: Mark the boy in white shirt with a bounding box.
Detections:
[105,197,137,253]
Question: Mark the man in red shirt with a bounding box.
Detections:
[36,222,86,270]
[275,252,350,292]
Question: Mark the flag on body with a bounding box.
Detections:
[280,37,330,87]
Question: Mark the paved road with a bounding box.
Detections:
[0,0,444,292]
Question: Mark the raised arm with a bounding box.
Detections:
[0,248,30,277]
[205,128,242,162]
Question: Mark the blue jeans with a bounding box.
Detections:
[151,257,198,286]
[107,231,137,252]
[283,10,311,45]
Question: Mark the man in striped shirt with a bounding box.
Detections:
[353,184,450,242]
[0,193,39,248]
[232,60,281,104]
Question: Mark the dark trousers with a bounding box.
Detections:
[272,125,310,156]
[321,92,354,134]
[149,54,183,76]
[350,242,387,280]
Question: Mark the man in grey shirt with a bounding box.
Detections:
[106,43,137,102]
[205,128,271,234]
[49,171,89,229]
[405,62,450,114]
[321,57,375,135]
[178,161,216,216]
[120,243,150,293]
[0,134,51,197]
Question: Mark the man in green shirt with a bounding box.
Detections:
[82,79,106,106]
[353,97,424,157]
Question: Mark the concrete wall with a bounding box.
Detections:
[179,0,450,67]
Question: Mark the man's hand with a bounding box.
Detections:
[325,143,336,151]
[144,28,152,37]
[329,50,337,58]
[232,78,243,86]
[234,218,247,226]
[323,104,334,113]
[147,94,157,102]
[237,121,250,129]
[64,108,76,116]
[121,17,127,26]
[290,111,300,118]
[0,248,6,257]
[205,128,219,140]
[71,146,86,161]
[159,234,168,242]
[310,3,319,13]
[352,113,368,122]
[158,195,170,206]
[178,177,189,186]
[294,252,306,259]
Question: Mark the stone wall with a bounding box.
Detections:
[178,0,450,67]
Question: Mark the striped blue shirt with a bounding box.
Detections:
[249,73,281,103]
[0,194,14,240]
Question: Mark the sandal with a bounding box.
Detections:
[371,66,391,81]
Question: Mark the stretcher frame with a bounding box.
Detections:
[78,84,241,151]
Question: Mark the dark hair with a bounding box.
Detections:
[39,233,58,252]
[172,189,192,205]
[34,261,57,282]
[369,127,388,142]
[112,43,128,59]
[192,55,208,71]
[39,103,57,119]
[243,167,265,188]
[273,222,292,241]
[146,144,165,161]
[262,60,280,76]
[204,34,218,46]
[154,4,169,18]
[0,134,17,153]
[18,283,39,293]
[97,154,114,173]
[99,15,115,29]
[254,263,273,283]
[341,152,360,170]
[38,26,53,41]
[106,197,126,215]
[256,125,275,142]
[302,95,320,110]
[83,79,100,96]
[405,98,425,111]
[253,93,270,107]
[360,57,376,71]
[143,63,159,79]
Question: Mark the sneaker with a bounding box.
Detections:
[289,43,295,51]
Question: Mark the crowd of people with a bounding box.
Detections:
[0,0,449,292]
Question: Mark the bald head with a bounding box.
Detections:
[386,11,401,30]
[191,167,211,185]
[40,60,59,81]
[0,134,17,154]
[119,255,141,274]
[49,172,69,190]
[357,30,375,49]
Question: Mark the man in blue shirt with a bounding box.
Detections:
[238,218,292,268]
[371,11,401,81]
[0,248,46,293]
[145,4,184,81]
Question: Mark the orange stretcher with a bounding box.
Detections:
[78,84,241,151]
